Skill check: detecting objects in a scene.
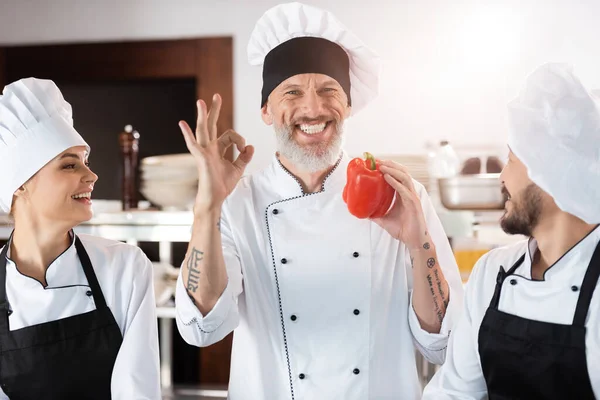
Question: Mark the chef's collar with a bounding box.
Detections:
[523,224,600,281]
[269,151,349,199]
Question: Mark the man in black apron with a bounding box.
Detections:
[423,63,600,399]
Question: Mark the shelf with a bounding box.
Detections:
[0,210,194,242]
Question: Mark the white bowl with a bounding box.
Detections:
[141,154,196,168]
[141,169,198,182]
[140,183,197,210]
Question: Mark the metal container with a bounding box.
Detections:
[438,173,506,211]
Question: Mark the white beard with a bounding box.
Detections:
[273,121,345,173]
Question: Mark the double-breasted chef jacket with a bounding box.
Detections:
[176,153,464,400]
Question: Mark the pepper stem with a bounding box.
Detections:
[363,152,376,171]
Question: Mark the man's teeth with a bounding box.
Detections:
[299,123,326,135]
[72,192,91,199]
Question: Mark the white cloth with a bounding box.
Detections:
[507,63,600,224]
[247,2,380,115]
[175,153,464,400]
[0,233,161,400]
[0,78,89,212]
[422,225,600,399]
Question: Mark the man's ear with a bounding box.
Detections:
[261,103,274,126]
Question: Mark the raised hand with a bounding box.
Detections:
[179,94,254,214]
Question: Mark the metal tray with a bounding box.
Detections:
[438,173,506,211]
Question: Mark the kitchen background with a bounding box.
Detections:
[1,0,599,399]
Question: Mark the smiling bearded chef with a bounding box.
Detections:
[422,63,600,400]
[174,2,464,400]
[0,78,160,399]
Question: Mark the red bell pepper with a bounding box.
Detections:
[343,152,395,219]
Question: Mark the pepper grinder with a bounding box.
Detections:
[118,125,140,211]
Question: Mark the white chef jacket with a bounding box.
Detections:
[0,233,161,400]
[175,153,464,400]
[423,225,600,399]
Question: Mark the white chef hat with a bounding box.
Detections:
[507,63,600,224]
[0,78,89,212]
[247,2,380,115]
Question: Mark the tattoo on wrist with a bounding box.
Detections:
[186,247,204,293]
[433,268,449,308]
[427,274,444,325]
[423,242,431,250]
[427,257,436,268]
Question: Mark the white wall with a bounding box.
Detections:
[1,0,599,173]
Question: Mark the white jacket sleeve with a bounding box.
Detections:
[175,207,243,347]
[422,253,490,400]
[407,182,465,364]
[111,248,161,400]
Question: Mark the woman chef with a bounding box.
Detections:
[0,78,160,399]
[423,63,600,399]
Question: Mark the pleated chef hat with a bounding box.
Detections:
[247,2,380,116]
[0,78,89,212]
[507,63,600,224]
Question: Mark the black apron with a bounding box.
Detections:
[478,241,600,400]
[0,235,123,399]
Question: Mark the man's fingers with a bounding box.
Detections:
[218,130,247,156]
[207,94,222,141]
[383,173,413,199]
[195,100,210,146]
[233,145,254,172]
[179,121,198,152]
[380,164,416,192]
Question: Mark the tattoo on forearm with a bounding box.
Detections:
[427,274,444,324]
[217,218,221,232]
[186,247,204,293]
[410,256,414,268]
[423,242,431,250]
[433,268,449,308]
[427,257,436,268]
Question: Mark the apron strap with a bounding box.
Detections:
[572,241,600,327]
[0,240,11,332]
[489,254,526,309]
[74,236,108,309]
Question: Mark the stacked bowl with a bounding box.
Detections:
[140,154,198,210]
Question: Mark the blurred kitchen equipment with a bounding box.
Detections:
[438,173,505,210]
[152,261,179,306]
[486,156,504,173]
[461,156,504,175]
[118,125,140,211]
[452,236,494,282]
[431,140,461,179]
[140,154,198,210]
